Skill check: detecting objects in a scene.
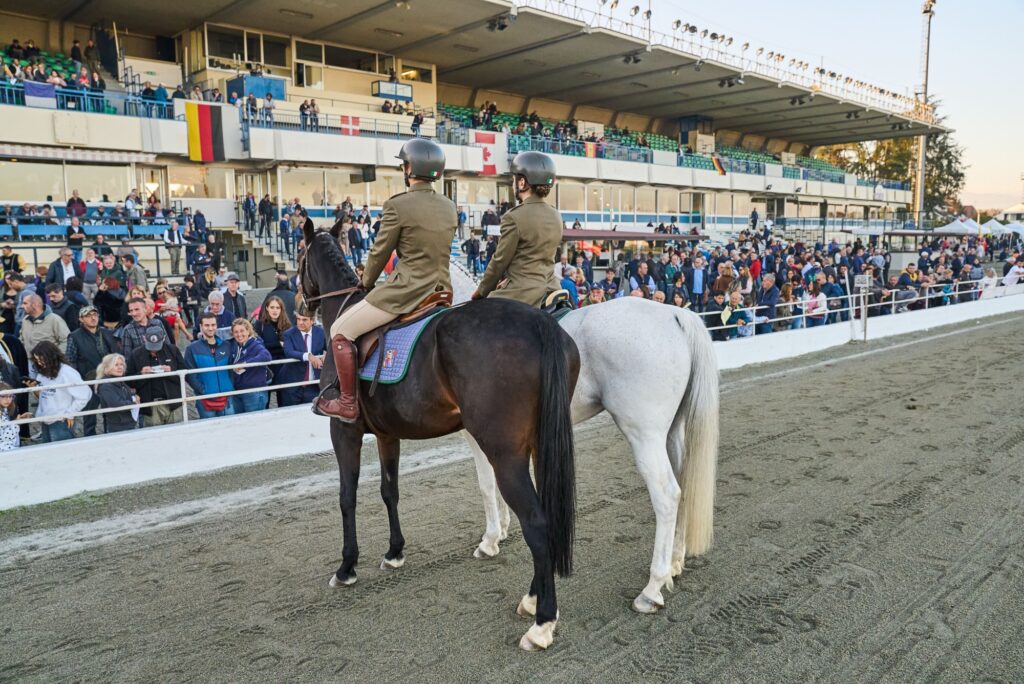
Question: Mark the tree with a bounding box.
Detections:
[815,102,966,211]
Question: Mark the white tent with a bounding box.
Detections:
[962,218,982,234]
[936,219,971,234]
[982,218,1007,235]
[1005,222,1024,235]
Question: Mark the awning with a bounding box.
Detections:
[0,144,156,164]
[982,218,1006,235]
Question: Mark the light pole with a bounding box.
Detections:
[914,1,936,219]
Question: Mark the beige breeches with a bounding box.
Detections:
[330,299,395,341]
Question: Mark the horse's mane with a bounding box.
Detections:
[311,227,361,288]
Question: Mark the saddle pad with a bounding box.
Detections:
[358,310,447,384]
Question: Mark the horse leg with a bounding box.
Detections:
[329,421,363,587]
[668,425,688,578]
[465,431,505,559]
[377,435,406,570]
[491,455,558,651]
[625,430,681,614]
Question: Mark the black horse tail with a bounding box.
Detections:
[535,317,577,578]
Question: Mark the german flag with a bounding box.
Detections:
[584,142,597,158]
[185,102,225,162]
[711,156,727,176]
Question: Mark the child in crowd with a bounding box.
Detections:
[0,382,31,450]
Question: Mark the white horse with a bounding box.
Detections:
[465,296,720,613]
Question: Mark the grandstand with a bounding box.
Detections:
[0,0,945,278]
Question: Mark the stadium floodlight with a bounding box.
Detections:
[701,29,708,38]
[693,59,704,71]
[710,32,719,41]
[395,1,411,8]
[630,5,640,16]
[741,42,749,51]
[642,10,651,20]
[725,37,733,46]
[718,79,726,88]
[672,19,681,30]
[735,74,744,85]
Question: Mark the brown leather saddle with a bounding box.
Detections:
[357,289,453,371]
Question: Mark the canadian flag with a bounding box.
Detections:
[339,115,360,136]
[475,131,496,175]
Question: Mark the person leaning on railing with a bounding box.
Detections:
[94,353,139,433]
[26,340,91,442]
[124,328,185,427]
[184,312,235,419]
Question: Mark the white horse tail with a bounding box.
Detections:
[677,311,720,556]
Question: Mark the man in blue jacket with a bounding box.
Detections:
[184,312,235,419]
[755,273,780,335]
[279,311,326,406]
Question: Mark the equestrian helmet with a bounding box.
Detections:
[510,151,556,187]
[396,138,445,181]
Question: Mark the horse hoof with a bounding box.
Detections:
[671,558,685,577]
[518,620,556,651]
[474,540,500,559]
[380,555,405,570]
[329,572,357,588]
[632,592,664,614]
[516,594,537,618]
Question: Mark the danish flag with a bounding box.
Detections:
[474,131,497,175]
[339,115,360,136]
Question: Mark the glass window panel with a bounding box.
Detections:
[635,187,655,213]
[325,170,365,208]
[399,63,432,83]
[263,35,288,67]
[325,45,376,72]
[281,168,325,207]
[0,161,64,201]
[457,180,497,205]
[656,188,677,214]
[168,166,233,199]
[618,186,634,213]
[587,183,606,213]
[368,172,404,207]
[66,164,130,203]
[246,33,261,63]
[207,26,244,60]
[295,41,323,63]
[557,182,583,212]
[378,55,396,76]
[715,192,732,217]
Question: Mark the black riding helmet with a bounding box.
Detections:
[510,151,556,187]
[396,138,445,182]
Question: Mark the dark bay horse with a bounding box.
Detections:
[298,222,580,651]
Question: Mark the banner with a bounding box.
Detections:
[584,142,597,158]
[712,156,727,176]
[185,102,225,162]
[23,81,56,109]
[474,131,497,174]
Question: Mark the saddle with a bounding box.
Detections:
[357,290,453,396]
[541,289,574,317]
[357,290,452,365]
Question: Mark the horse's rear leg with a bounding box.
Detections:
[626,431,681,614]
[490,454,559,651]
[668,423,687,578]
[329,421,364,587]
[466,431,511,559]
[377,435,405,569]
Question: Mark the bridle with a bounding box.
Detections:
[297,244,363,322]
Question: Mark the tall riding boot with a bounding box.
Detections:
[314,335,360,422]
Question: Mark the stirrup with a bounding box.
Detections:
[311,380,339,417]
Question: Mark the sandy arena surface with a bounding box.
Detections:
[1,315,1023,682]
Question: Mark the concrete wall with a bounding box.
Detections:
[0,105,187,156]
[4,289,1022,509]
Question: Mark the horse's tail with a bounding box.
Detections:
[536,317,577,577]
[676,311,720,556]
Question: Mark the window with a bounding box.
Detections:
[456,180,497,206]
[635,187,655,214]
[207,26,244,60]
[368,172,404,207]
[281,168,326,207]
[66,164,130,203]
[168,166,234,199]
[0,161,64,201]
[263,35,288,67]
[557,182,584,212]
[400,63,432,83]
[246,33,261,63]
[296,64,323,89]
[325,45,376,72]
[656,189,678,216]
[325,170,364,207]
[295,41,323,63]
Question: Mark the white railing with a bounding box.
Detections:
[694,279,1021,337]
[3,357,317,429]
[515,0,935,124]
